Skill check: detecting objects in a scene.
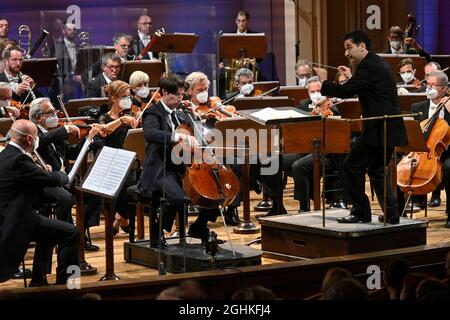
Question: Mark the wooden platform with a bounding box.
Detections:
[259,209,427,259]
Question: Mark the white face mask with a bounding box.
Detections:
[119,96,132,110]
[196,90,209,104]
[400,72,415,84]
[10,128,39,152]
[33,136,40,151]
[45,114,59,128]
[426,87,439,100]
[309,92,325,105]
[136,86,150,99]
[390,40,401,50]
[298,77,308,87]
[240,83,254,96]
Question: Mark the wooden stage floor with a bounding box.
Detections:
[2,178,450,290]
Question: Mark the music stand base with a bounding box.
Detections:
[233,222,260,234]
[99,274,121,281]
[254,200,273,211]
[79,262,98,276]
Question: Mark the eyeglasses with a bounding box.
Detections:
[106,65,120,70]
[426,84,444,89]
[42,109,56,116]
[119,44,130,49]
[139,22,152,25]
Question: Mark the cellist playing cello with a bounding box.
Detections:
[409,70,450,228]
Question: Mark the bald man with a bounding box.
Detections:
[0,119,79,286]
[131,15,159,60]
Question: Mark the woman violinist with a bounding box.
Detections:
[91,80,139,234]
[129,70,160,118]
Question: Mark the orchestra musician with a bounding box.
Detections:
[410,70,450,228]
[335,69,351,85]
[0,17,9,41]
[295,59,327,87]
[0,119,79,286]
[85,52,121,98]
[397,58,424,94]
[131,15,159,61]
[50,22,82,101]
[129,70,155,113]
[321,29,407,224]
[225,67,261,101]
[82,33,135,87]
[0,82,20,118]
[425,62,441,78]
[0,39,15,74]
[384,25,431,62]
[140,74,229,246]
[90,80,138,235]
[0,46,39,104]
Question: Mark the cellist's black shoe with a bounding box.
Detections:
[224,206,240,226]
[445,218,450,229]
[150,236,168,249]
[378,215,400,225]
[337,214,371,223]
[429,196,441,207]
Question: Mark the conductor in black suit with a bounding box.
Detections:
[411,70,450,228]
[131,15,159,60]
[0,119,79,285]
[321,30,408,224]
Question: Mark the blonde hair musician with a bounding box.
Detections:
[129,70,160,114]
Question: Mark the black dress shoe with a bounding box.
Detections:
[266,206,288,216]
[445,220,450,228]
[224,206,240,226]
[188,226,209,243]
[331,200,347,209]
[378,215,400,225]
[10,268,32,279]
[84,240,100,252]
[429,197,441,207]
[337,214,371,223]
[29,278,49,287]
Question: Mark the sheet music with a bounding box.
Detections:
[251,107,308,121]
[82,147,136,198]
[67,138,91,184]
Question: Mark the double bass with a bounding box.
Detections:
[175,104,240,208]
[397,93,450,195]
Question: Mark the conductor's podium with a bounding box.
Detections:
[259,209,427,260]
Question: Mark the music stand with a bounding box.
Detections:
[218,33,267,59]
[397,94,428,112]
[74,46,115,75]
[233,96,295,110]
[21,58,57,87]
[65,98,109,117]
[253,81,279,95]
[119,61,163,86]
[151,33,200,54]
[0,118,13,136]
[278,86,310,106]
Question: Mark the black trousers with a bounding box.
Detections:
[30,213,80,285]
[43,187,75,224]
[344,139,397,217]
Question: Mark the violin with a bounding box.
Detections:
[196,96,237,121]
[10,99,31,119]
[397,93,450,195]
[310,98,335,117]
[175,104,240,208]
[131,89,161,117]
[56,95,92,144]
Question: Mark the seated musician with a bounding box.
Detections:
[129,70,152,112]
[140,74,226,246]
[184,71,241,226]
[410,70,450,228]
[295,59,327,87]
[91,80,138,235]
[82,34,135,87]
[0,82,20,118]
[0,17,9,42]
[384,25,431,62]
[0,119,79,286]
[425,61,441,78]
[334,69,350,85]
[0,38,16,74]
[85,52,122,98]
[0,46,39,104]
[224,68,261,101]
[397,58,425,95]
[131,15,160,60]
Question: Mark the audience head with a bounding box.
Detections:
[400,272,428,300]
[321,267,353,294]
[177,280,207,300]
[323,278,369,300]
[383,258,410,291]
[416,278,447,300]
[231,285,276,300]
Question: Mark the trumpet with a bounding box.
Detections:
[18,25,31,57]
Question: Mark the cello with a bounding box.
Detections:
[397,93,450,195]
[175,103,240,209]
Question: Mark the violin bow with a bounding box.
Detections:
[136,88,161,121]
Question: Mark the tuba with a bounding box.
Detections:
[18,25,31,57]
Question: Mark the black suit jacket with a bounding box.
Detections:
[131,34,159,60]
[0,144,69,281]
[50,39,75,78]
[321,51,407,148]
[86,73,108,98]
[37,126,69,171]
[0,72,37,104]
[298,98,340,115]
[82,54,135,86]
[139,102,186,193]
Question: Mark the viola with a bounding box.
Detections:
[196,96,237,121]
[310,98,335,117]
[397,95,450,195]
